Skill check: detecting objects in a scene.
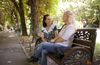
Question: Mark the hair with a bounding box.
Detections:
[65,11,74,15]
[42,14,49,27]
[64,10,75,23]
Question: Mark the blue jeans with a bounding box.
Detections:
[33,42,70,65]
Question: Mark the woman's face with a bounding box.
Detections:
[45,16,53,26]
[63,13,73,25]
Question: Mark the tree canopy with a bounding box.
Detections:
[0,0,99,35]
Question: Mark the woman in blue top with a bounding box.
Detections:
[35,14,58,46]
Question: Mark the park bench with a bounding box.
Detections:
[48,28,97,65]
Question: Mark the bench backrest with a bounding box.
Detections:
[73,28,97,60]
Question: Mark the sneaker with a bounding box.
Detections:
[27,56,38,63]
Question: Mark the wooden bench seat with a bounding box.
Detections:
[48,28,97,65]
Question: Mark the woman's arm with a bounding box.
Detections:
[38,32,46,42]
[55,36,65,43]
[51,36,64,43]
[41,37,46,42]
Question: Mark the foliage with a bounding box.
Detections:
[10,0,28,35]
[58,0,100,28]
[0,0,100,34]
[87,0,100,25]
[0,0,16,26]
[28,0,59,24]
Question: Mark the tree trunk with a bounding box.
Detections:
[29,0,39,40]
[11,0,27,36]
[19,0,27,35]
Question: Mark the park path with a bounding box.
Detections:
[0,31,33,65]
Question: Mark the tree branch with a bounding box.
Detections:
[10,0,20,12]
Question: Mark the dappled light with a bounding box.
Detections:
[0,0,100,65]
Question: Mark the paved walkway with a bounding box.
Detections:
[0,31,33,65]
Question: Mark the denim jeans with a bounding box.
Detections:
[33,42,70,65]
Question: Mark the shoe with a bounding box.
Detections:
[27,56,38,63]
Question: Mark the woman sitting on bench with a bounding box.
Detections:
[29,11,77,65]
[35,14,58,46]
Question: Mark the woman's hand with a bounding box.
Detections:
[38,32,46,42]
[40,32,44,38]
[38,32,44,38]
[51,39,55,43]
